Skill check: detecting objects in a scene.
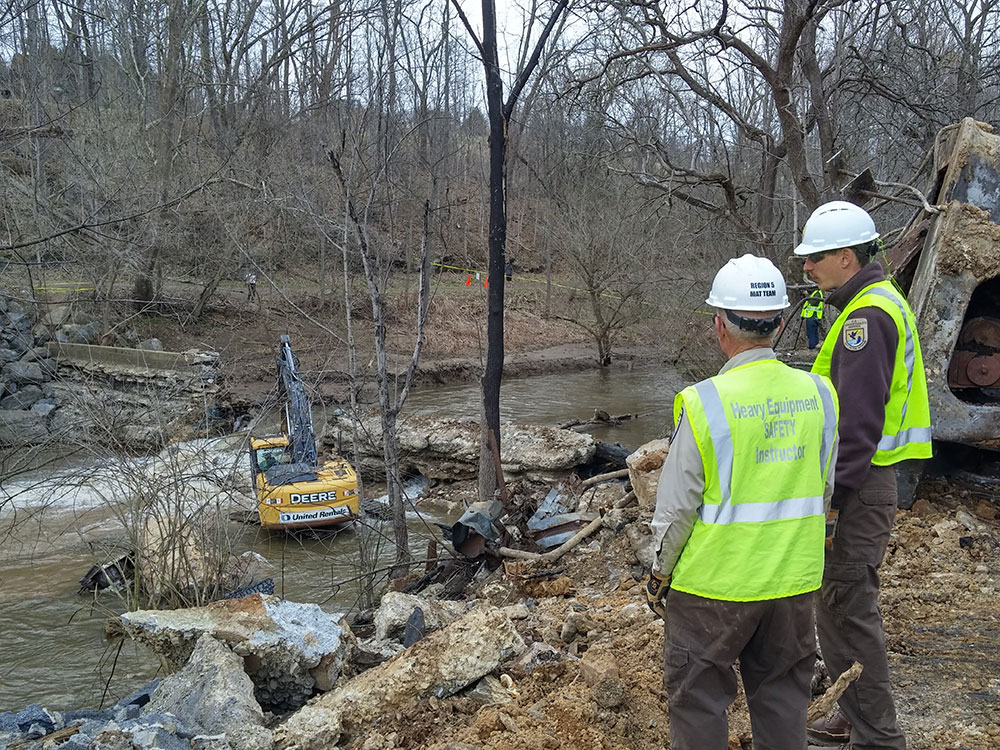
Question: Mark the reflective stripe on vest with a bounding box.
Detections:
[670,360,839,601]
[692,375,835,523]
[812,280,932,463]
[864,286,933,451]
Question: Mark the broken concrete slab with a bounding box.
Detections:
[329,414,596,480]
[626,438,670,509]
[117,594,354,712]
[0,408,49,446]
[373,592,468,644]
[274,603,526,749]
[146,634,273,750]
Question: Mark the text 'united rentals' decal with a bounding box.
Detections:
[730,395,820,464]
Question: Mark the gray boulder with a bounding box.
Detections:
[0,347,18,364]
[22,345,51,362]
[0,409,49,445]
[5,310,32,334]
[118,594,354,712]
[2,330,33,354]
[32,322,51,343]
[0,384,42,411]
[55,321,100,344]
[29,399,58,418]
[138,338,164,351]
[147,634,273,750]
[2,360,44,385]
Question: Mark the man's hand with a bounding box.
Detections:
[645,571,670,620]
[825,509,839,551]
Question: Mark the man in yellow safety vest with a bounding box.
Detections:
[795,201,932,749]
[646,254,839,750]
[801,287,824,350]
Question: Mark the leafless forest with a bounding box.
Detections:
[3,0,999,318]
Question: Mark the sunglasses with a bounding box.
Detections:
[805,248,842,262]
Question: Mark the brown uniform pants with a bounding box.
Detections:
[817,465,906,749]
[664,589,815,750]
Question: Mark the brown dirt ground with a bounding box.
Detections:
[333,478,1000,750]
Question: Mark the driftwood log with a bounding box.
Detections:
[581,468,630,488]
[499,490,636,563]
[807,661,864,722]
[559,409,638,431]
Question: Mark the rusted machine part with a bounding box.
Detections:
[948,318,1000,388]
[885,217,931,286]
[905,118,1000,448]
[451,498,504,558]
[960,317,1000,348]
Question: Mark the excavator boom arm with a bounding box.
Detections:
[277,334,319,467]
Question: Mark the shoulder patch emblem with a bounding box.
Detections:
[843,318,868,351]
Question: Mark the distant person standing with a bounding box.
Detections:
[505,260,513,282]
[247,270,258,301]
[801,287,824,350]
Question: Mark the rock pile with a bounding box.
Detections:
[329,412,597,481]
[0,294,61,445]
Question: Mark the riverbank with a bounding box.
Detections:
[111,273,704,408]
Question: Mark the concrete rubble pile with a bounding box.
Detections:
[328,412,597,481]
[1,588,533,749]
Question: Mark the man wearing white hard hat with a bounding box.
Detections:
[646,254,839,749]
[795,201,931,749]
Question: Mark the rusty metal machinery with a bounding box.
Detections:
[885,118,1000,450]
[948,317,1000,389]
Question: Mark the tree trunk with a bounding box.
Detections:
[478,0,506,503]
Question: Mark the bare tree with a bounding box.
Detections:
[451,0,571,503]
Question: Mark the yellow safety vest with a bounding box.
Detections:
[812,279,932,464]
[671,359,839,601]
[801,289,824,319]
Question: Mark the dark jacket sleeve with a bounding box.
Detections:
[828,307,897,490]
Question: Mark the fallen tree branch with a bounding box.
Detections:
[807,661,863,722]
[581,468,631,488]
[498,490,636,563]
[498,516,604,562]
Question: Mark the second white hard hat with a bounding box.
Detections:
[794,200,879,256]
[706,254,790,311]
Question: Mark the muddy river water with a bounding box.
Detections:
[0,364,683,712]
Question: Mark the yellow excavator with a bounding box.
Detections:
[249,335,359,529]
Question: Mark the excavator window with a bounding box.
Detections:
[256,445,293,471]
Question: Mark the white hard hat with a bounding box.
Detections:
[705,254,790,311]
[794,200,879,256]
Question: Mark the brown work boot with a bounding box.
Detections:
[807,706,852,745]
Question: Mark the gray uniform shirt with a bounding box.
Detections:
[650,347,839,578]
